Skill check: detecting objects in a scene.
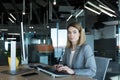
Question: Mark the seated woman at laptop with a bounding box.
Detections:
[54,22,96,77]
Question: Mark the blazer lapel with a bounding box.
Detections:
[66,49,71,67]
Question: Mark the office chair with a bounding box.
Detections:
[94,56,111,80]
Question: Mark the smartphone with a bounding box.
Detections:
[21,72,38,77]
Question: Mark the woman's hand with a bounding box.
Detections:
[57,66,75,75]
[53,64,64,69]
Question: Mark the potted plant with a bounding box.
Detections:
[4,48,21,68]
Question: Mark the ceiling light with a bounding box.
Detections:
[9,13,16,20]
[97,0,116,15]
[0,29,8,31]
[100,9,116,17]
[8,17,15,23]
[8,33,20,35]
[47,25,50,28]
[53,0,56,5]
[84,5,101,15]
[66,14,73,21]
[23,0,25,15]
[99,5,115,13]
[97,0,108,7]
[75,9,84,18]
[29,26,34,29]
[7,38,16,40]
[86,1,116,17]
[22,12,25,15]
[87,1,100,10]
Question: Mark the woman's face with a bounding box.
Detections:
[68,26,80,43]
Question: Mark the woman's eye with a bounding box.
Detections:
[68,30,78,34]
[73,31,77,34]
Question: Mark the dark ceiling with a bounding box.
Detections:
[0,0,118,36]
[0,0,84,25]
[0,0,118,25]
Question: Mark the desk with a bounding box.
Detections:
[0,65,95,80]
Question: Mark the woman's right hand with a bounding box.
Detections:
[53,64,63,70]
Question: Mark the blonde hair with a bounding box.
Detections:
[66,22,86,48]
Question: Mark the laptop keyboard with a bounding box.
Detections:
[37,65,69,75]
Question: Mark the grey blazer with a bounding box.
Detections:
[62,44,96,77]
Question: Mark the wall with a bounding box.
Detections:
[93,25,117,61]
[86,34,94,51]
[93,25,116,40]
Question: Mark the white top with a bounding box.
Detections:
[69,50,75,67]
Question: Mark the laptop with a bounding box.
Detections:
[36,65,71,78]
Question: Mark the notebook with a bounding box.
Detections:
[36,65,71,78]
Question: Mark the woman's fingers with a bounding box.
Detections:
[57,66,74,74]
[53,64,63,69]
[57,66,67,71]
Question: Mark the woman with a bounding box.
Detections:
[54,22,96,77]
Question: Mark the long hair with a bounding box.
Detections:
[66,22,86,48]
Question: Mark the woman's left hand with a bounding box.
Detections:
[57,66,74,74]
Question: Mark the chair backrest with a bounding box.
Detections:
[94,56,111,80]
